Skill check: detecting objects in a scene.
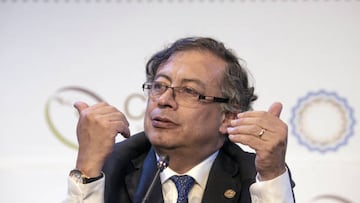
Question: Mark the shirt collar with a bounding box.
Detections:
[158,151,219,190]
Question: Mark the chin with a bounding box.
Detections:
[147,131,166,142]
[147,132,176,148]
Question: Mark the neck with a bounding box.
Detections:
[154,141,224,174]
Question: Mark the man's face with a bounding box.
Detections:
[144,50,229,156]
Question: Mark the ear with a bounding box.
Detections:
[219,112,236,134]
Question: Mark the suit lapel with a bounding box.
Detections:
[124,152,146,203]
[202,141,256,203]
[202,149,241,203]
[130,147,164,203]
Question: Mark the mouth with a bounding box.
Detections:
[151,116,177,128]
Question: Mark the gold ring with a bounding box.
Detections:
[258,128,265,138]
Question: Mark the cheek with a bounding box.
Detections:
[143,102,153,128]
[186,109,223,132]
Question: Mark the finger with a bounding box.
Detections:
[92,104,130,125]
[115,121,131,138]
[228,133,263,151]
[74,101,89,113]
[227,124,263,138]
[97,112,131,130]
[231,116,265,129]
[268,102,283,117]
[88,102,114,114]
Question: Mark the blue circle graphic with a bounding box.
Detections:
[290,90,356,153]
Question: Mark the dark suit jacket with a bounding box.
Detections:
[102,132,295,203]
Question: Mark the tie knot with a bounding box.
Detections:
[170,175,195,203]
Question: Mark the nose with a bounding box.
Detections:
[156,87,178,108]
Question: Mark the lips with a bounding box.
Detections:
[151,115,178,128]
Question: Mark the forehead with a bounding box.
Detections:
[155,50,227,86]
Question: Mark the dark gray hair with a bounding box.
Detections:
[145,37,257,113]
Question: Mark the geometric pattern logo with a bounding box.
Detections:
[290,90,356,153]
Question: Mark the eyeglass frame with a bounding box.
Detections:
[142,81,229,105]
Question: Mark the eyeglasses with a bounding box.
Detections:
[142,81,229,107]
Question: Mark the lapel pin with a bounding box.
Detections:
[224,189,236,199]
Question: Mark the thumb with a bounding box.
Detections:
[73,101,89,113]
[268,102,283,117]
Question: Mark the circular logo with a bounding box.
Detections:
[124,93,146,120]
[45,86,104,149]
[311,194,353,203]
[290,90,356,153]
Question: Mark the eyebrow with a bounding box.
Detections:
[154,74,206,89]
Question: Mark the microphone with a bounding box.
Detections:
[141,154,169,203]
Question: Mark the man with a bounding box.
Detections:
[66,37,295,203]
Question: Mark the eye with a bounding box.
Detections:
[181,87,200,96]
[152,82,166,91]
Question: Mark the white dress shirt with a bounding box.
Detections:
[160,151,218,203]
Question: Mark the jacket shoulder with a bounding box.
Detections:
[102,132,151,203]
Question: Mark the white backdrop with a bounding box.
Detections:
[0,1,359,202]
